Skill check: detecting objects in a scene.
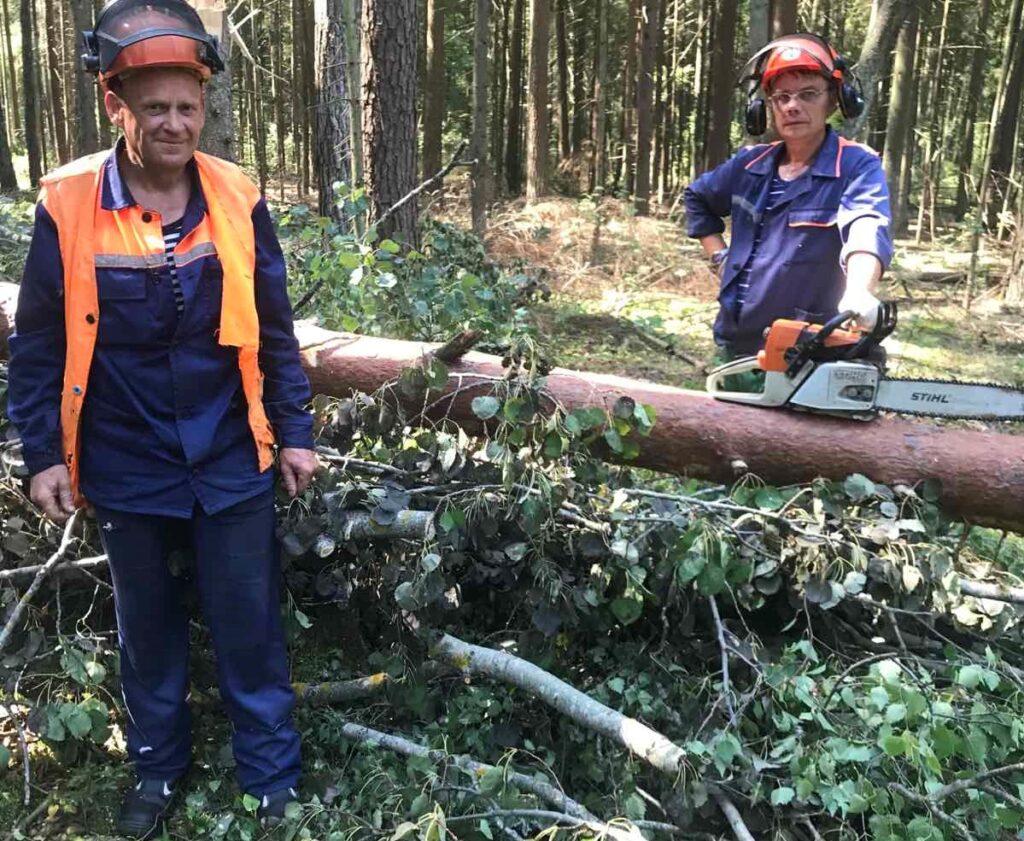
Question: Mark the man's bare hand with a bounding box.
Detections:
[30,464,76,522]
[279,448,318,498]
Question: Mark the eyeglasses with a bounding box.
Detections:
[768,88,829,107]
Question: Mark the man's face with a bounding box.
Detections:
[105,68,205,171]
[768,70,834,145]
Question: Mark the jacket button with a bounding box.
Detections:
[141,211,153,223]
[85,313,96,324]
[71,385,83,395]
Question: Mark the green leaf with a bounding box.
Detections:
[771,787,795,806]
[65,707,93,739]
[843,473,876,502]
[478,767,505,796]
[242,793,261,814]
[471,396,501,420]
[394,582,418,611]
[755,487,785,510]
[0,745,10,769]
[610,597,643,625]
[603,427,624,453]
[880,734,907,757]
[478,819,493,840]
[606,677,626,694]
[885,703,907,724]
[294,609,313,629]
[379,239,402,254]
[697,563,726,595]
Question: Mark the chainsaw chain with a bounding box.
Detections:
[877,376,1024,422]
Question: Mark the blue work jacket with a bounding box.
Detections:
[8,145,314,517]
[684,128,893,354]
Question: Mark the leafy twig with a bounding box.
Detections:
[708,596,736,725]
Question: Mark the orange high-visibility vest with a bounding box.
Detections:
[40,150,276,501]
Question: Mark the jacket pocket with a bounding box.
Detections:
[788,208,837,228]
[97,269,148,302]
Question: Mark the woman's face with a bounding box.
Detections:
[768,70,835,145]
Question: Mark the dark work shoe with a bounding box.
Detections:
[116,778,177,839]
[257,786,300,826]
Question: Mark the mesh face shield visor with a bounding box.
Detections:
[82,0,224,82]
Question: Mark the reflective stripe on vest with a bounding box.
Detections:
[40,150,275,502]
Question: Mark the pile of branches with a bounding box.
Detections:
[2,341,1024,840]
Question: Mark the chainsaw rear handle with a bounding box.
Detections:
[706,358,792,407]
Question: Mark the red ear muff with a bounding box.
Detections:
[745,97,767,136]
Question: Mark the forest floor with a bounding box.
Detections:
[3,192,1024,839]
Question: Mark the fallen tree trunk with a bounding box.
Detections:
[1,282,1022,530]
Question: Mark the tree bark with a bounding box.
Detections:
[197,6,234,161]
[524,0,550,201]
[44,0,70,165]
[770,0,797,38]
[505,0,525,193]
[954,0,992,219]
[620,0,638,193]
[570,0,587,153]
[0,83,17,190]
[748,0,770,54]
[554,0,570,161]
[362,0,419,244]
[470,0,491,236]
[343,0,363,186]
[491,0,508,191]
[986,0,1024,228]
[882,5,917,237]
[704,0,738,171]
[3,282,1024,530]
[315,0,353,225]
[69,0,99,157]
[422,0,445,179]
[1,0,19,143]
[633,0,659,214]
[589,0,607,191]
[846,0,911,140]
[20,0,41,185]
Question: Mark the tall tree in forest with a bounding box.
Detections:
[524,0,550,200]
[555,0,570,161]
[470,0,490,235]
[770,0,797,37]
[343,0,363,184]
[748,0,770,54]
[70,0,99,157]
[505,0,525,193]
[633,0,659,213]
[315,0,353,224]
[954,0,992,219]
[20,0,40,185]
[0,91,16,190]
[44,0,70,165]
[882,5,917,236]
[915,0,950,243]
[570,0,587,153]
[422,0,445,179]
[197,2,233,160]
[846,0,911,139]
[362,0,418,243]
[705,0,738,171]
[621,0,639,191]
[986,0,1024,228]
[1,0,19,143]
[590,0,607,190]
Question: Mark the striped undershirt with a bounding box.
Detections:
[735,173,787,310]
[162,218,185,316]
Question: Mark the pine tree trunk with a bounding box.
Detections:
[1,0,19,143]
[315,0,353,224]
[882,6,916,237]
[272,0,286,198]
[362,0,418,243]
[651,0,666,203]
[422,0,445,179]
[69,0,98,157]
[633,0,658,214]
[748,0,770,53]
[0,81,17,190]
[198,7,234,161]
[21,0,40,184]
[987,0,1024,228]
[491,0,508,190]
[44,0,69,164]
[954,0,992,219]
[505,0,525,193]
[247,4,267,193]
[621,0,638,193]
[590,0,606,192]
[525,0,550,201]
[343,0,363,185]
[555,0,570,161]
[570,0,587,153]
[470,0,491,235]
[770,0,797,38]
[705,0,737,171]
[846,0,911,139]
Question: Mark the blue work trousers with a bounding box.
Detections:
[95,490,301,795]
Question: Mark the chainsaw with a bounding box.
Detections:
[706,302,1024,421]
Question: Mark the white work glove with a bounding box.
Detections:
[837,286,880,330]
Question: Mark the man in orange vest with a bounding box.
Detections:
[7,1,315,835]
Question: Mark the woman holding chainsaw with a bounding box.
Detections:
[684,33,893,365]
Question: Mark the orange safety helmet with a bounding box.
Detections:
[82,0,224,86]
[759,35,843,90]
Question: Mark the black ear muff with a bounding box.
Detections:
[838,81,864,118]
[81,30,100,73]
[745,96,767,136]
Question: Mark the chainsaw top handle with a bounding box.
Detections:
[783,302,897,377]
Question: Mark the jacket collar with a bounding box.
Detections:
[101,138,206,216]
[745,127,841,179]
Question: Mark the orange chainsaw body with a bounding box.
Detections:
[757,319,865,372]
